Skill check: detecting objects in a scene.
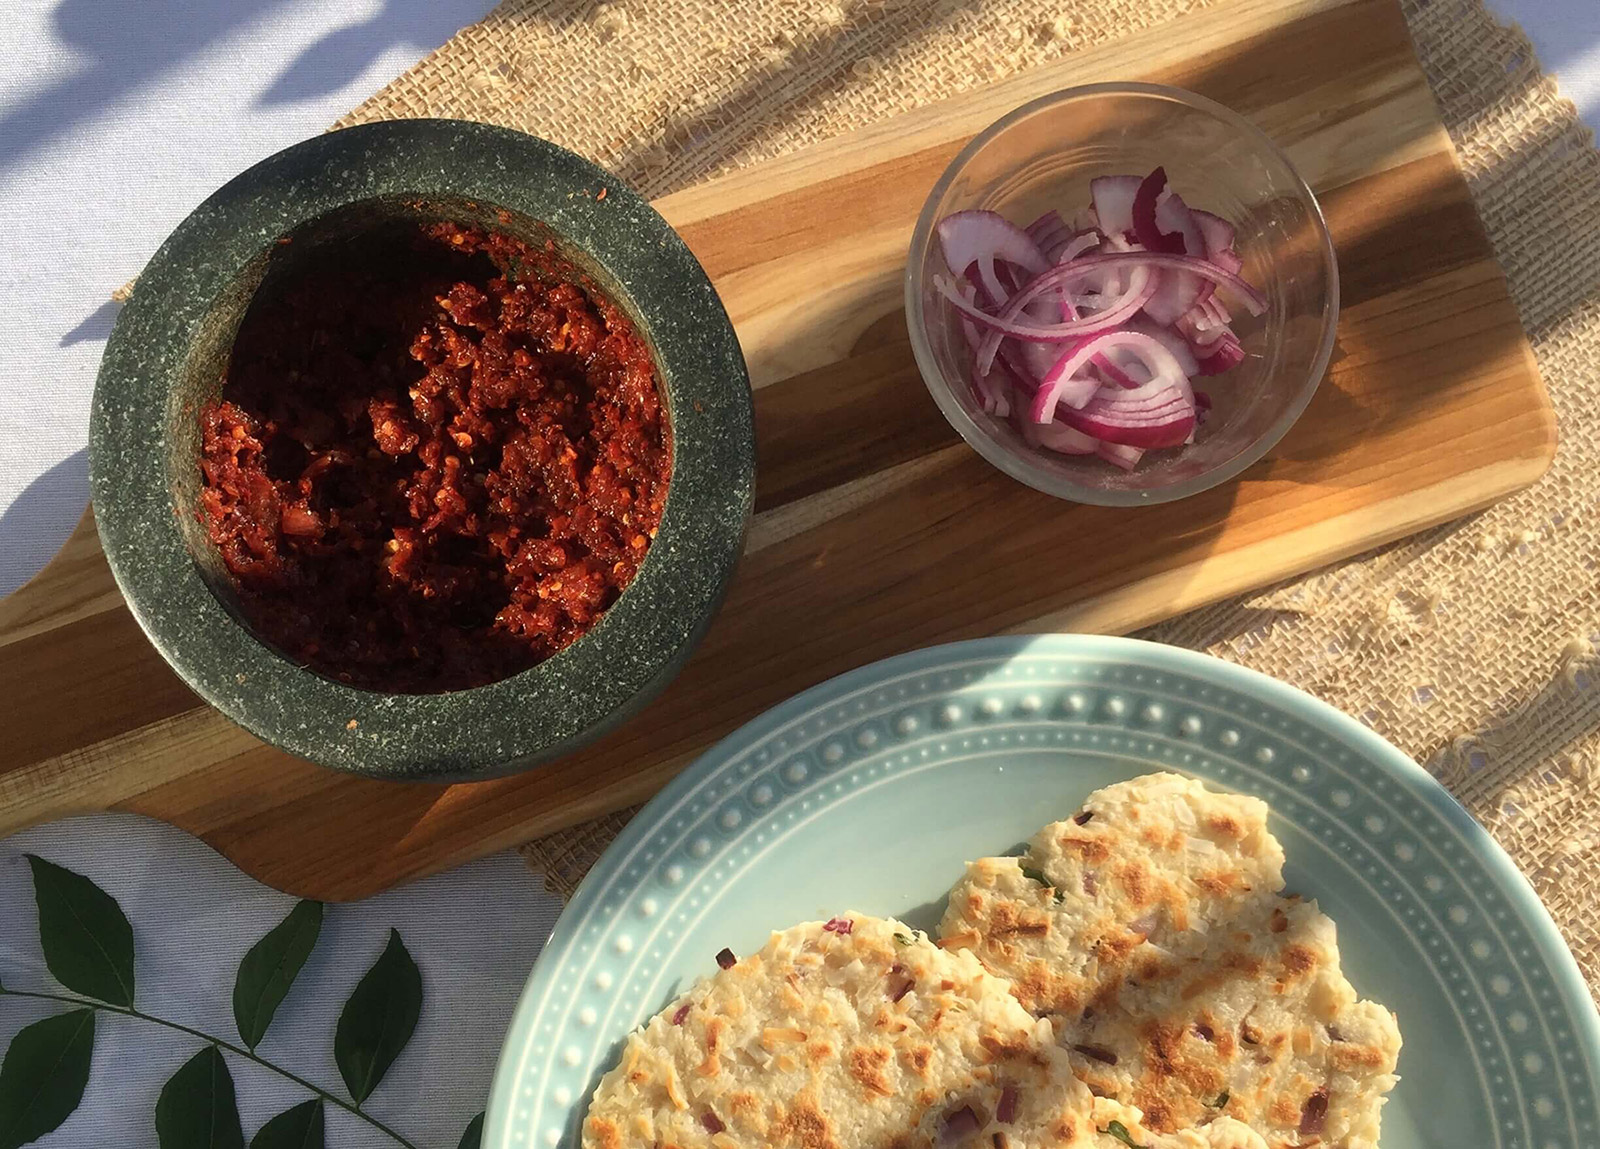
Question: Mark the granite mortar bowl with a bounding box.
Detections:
[89,120,754,781]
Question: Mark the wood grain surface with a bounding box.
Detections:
[0,0,1555,899]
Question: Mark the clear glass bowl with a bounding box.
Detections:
[905,82,1338,505]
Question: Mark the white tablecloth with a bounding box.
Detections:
[0,1,1596,1144]
[0,816,560,1148]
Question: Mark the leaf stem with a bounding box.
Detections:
[0,986,420,1149]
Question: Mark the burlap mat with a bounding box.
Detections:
[342,0,1600,993]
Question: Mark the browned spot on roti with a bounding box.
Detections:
[848,1045,893,1095]
[1118,860,1154,906]
[1282,944,1319,977]
[980,1033,1032,1061]
[1055,831,1110,865]
[696,1017,726,1076]
[775,1098,840,1149]
[1333,1041,1390,1070]
[585,1116,621,1149]
[990,900,1051,937]
[1181,951,1262,1000]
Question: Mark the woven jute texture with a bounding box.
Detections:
[342,0,1600,993]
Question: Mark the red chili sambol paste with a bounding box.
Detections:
[198,220,670,693]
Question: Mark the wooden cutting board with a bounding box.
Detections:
[0,0,1554,899]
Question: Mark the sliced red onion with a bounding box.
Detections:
[936,181,1258,475]
[989,261,1014,293]
[1022,419,1097,456]
[1299,1088,1330,1136]
[1072,1043,1119,1065]
[823,917,854,935]
[1195,210,1245,279]
[1191,209,1241,309]
[1195,338,1245,376]
[939,210,1049,313]
[938,268,1159,379]
[1142,191,1210,323]
[1156,191,1204,256]
[702,1111,726,1135]
[1029,331,1188,424]
[1064,391,1196,449]
[998,252,1263,325]
[1025,209,1071,263]
[1025,209,1066,239]
[1092,352,1142,389]
[715,947,737,970]
[1058,231,1101,264]
[1128,911,1161,935]
[940,1106,982,1143]
[968,350,1011,415]
[960,269,1059,385]
[1090,175,1141,237]
[672,1003,691,1025]
[1035,344,1105,412]
[1096,442,1144,470]
[1194,209,1237,256]
[1176,308,1229,348]
[1011,339,1065,382]
[938,270,1151,346]
[1083,231,1135,298]
[999,263,1077,331]
[978,268,1157,375]
[1132,168,1187,254]
[996,1087,1020,1124]
[1124,316,1199,376]
[1185,295,1232,332]
[957,285,1017,415]
[1050,232,1104,321]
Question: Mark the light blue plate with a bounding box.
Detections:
[486,636,1600,1149]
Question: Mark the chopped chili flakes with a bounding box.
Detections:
[198,222,669,693]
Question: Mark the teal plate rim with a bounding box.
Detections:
[485,634,1600,1149]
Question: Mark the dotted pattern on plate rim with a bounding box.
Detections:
[497,649,1595,1149]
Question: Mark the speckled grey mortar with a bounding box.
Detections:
[90,120,754,781]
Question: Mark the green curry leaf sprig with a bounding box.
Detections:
[0,855,484,1149]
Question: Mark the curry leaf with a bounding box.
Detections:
[334,930,422,1105]
[155,1046,243,1149]
[1101,1120,1145,1149]
[0,1009,94,1149]
[1019,865,1066,904]
[234,901,323,1050]
[249,1100,323,1149]
[27,855,135,1007]
[457,1112,485,1149]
